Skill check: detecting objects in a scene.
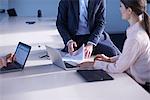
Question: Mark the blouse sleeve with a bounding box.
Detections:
[94,39,141,73]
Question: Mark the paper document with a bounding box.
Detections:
[63,44,85,62]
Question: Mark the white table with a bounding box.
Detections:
[0,66,150,100]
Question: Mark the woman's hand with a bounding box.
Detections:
[77,61,94,70]
[94,54,111,62]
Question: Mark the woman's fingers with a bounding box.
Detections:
[94,54,111,62]
[94,54,104,61]
[77,62,94,67]
[94,57,103,61]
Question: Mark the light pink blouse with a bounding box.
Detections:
[94,22,150,84]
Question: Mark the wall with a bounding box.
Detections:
[0,0,8,9]
[105,0,128,33]
[106,0,150,33]
[8,0,59,18]
[147,3,150,14]
[7,0,127,33]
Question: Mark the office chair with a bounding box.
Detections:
[7,8,17,17]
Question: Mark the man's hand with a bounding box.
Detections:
[68,41,77,55]
[84,44,93,59]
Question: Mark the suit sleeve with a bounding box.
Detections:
[56,0,71,45]
[88,0,106,45]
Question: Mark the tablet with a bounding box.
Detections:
[77,69,113,82]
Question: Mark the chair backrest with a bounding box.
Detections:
[7,8,17,17]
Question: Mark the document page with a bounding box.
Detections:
[63,44,85,63]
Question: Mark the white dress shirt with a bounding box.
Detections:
[77,0,89,35]
[94,21,150,85]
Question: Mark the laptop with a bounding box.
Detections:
[0,42,31,74]
[45,46,79,70]
[77,69,113,82]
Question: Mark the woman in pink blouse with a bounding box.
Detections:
[79,0,150,92]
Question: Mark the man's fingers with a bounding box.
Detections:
[86,51,91,58]
[68,42,78,54]
[73,42,77,48]
[70,43,74,52]
[71,42,77,52]
[68,47,73,55]
[84,49,92,59]
[84,49,88,58]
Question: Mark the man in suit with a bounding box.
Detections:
[56,0,120,58]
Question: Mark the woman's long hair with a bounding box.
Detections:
[121,0,150,39]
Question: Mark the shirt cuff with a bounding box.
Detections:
[67,40,73,46]
[87,41,96,46]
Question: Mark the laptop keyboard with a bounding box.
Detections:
[1,63,20,71]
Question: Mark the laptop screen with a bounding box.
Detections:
[14,42,31,66]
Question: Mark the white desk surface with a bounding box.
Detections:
[1,51,150,100]
[0,16,64,56]
[0,16,56,33]
[0,66,150,100]
[0,51,150,100]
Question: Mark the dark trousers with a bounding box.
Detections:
[62,33,120,57]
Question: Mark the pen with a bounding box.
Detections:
[40,54,49,58]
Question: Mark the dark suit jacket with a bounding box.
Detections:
[56,0,106,46]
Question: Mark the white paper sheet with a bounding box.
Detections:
[63,44,85,63]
